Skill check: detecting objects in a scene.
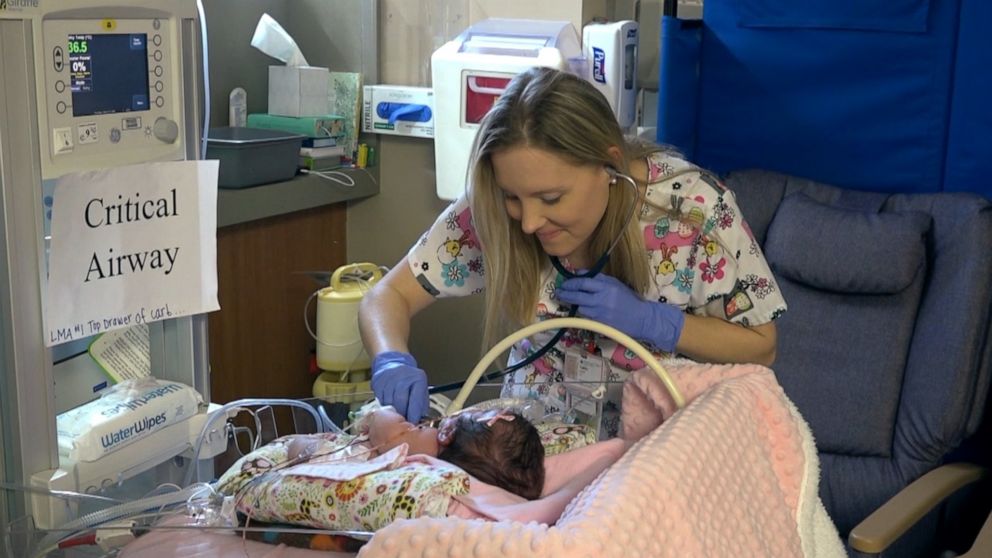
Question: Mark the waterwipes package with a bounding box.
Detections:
[57,378,203,462]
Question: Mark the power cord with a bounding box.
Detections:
[196,0,210,160]
[300,168,356,187]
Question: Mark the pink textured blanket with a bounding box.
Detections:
[358,361,845,558]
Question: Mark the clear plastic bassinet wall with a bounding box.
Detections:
[657,0,992,197]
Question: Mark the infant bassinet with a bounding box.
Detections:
[115,318,844,558]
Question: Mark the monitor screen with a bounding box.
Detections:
[69,33,150,117]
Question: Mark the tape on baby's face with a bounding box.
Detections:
[477,409,516,427]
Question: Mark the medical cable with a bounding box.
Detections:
[37,398,355,554]
[123,522,374,541]
[31,483,213,558]
[41,490,210,553]
[196,0,210,160]
[181,398,324,488]
[0,482,122,505]
[428,168,641,395]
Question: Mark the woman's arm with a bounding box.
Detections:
[676,318,777,367]
[358,256,437,355]
[556,274,779,366]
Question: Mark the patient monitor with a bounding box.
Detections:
[0,0,209,531]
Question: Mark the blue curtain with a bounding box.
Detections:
[657,0,992,196]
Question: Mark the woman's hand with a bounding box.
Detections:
[556,274,686,352]
[370,351,429,422]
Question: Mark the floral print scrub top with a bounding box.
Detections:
[407,152,787,438]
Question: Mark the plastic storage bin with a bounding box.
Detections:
[206,127,304,188]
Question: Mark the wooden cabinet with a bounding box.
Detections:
[208,203,346,404]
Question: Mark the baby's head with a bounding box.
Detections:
[437,408,545,500]
[363,406,440,456]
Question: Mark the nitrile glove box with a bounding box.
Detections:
[362,85,434,138]
[268,65,331,117]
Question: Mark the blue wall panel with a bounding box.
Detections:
[658,0,989,196]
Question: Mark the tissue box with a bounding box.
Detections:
[362,85,435,138]
[268,65,331,117]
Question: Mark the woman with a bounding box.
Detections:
[359,67,786,435]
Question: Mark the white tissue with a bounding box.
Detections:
[251,13,309,67]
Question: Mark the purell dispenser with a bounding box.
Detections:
[583,21,639,131]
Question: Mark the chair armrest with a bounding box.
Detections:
[849,462,987,554]
[959,508,992,558]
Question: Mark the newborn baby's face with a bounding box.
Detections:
[367,407,440,456]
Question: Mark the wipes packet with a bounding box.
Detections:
[56,378,202,462]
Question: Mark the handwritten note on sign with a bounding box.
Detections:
[45,161,220,346]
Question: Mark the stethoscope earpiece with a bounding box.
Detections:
[606,166,619,185]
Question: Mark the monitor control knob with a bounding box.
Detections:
[152,117,179,143]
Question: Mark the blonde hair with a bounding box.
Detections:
[467,67,665,350]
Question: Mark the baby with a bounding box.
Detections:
[216,403,625,540]
[288,405,546,500]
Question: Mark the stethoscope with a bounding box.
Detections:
[429,167,641,395]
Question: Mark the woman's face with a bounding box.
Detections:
[492,146,612,268]
[367,407,439,456]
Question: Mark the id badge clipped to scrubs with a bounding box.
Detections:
[562,345,607,431]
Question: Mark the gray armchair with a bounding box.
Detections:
[724,170,992,557]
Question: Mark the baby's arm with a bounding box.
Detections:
[541,438,627,496]
[493,439,626,525]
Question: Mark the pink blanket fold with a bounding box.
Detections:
[358,361,845,558]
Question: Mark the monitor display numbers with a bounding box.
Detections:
[68,33,150,117]
[68,38,89,54]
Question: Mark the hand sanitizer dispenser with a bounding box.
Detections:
[431,19,583,201]
[583,21,639,132]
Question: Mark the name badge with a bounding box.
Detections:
[563,346,608,418]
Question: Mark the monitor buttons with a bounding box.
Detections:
[53,46,64,72]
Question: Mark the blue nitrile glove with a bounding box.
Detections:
[371,351,429,422]
[556,274,686,352]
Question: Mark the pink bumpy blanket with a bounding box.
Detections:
[358,361,845,557]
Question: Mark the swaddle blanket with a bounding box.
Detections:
[358,361,846,558]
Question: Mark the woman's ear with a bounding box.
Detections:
[606,145,624,169]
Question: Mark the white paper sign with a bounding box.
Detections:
[46,161,220,346]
